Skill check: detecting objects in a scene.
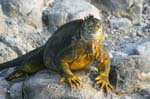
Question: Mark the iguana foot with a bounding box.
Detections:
[5,70,27,81]
[95,75,113,95]
[60,75,81,89]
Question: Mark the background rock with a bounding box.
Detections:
[0,0,49,58]
[110,17,132,31]
[122,43,138,55]
[135,41,150,55]
[90,0,144,24]
[0,31,49,59]
[142,0,150,24]
[0,0,150,99]
[42,0,101,33]
[111,55,150,94]
[0,0,48,31]
[0,42,18,63]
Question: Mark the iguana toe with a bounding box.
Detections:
[95,75,113,95]
[5,70,27,81]
[60,76,81,89]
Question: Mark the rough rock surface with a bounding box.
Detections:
[0,78,10,99]
[0,0,49,57]
[0,30,49,59]
[0,42,18,63]
[23,70,112,99]
[135,41,150,55]
[143,0,150,24]
[0,0,150,99]
[0,0,48,32]
[110,17,132,31]
[22,70,124,99]
[122,40,150,55]
[111,56,150,94]
[90,0,144,24]
[22,54,150,99]
[8,82,23,99]
[42,0,101,33]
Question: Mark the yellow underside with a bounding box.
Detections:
[69,53,93,71]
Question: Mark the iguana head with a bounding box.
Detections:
[80,15,105,42]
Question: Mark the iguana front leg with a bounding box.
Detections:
[95,50,113,95]
[60,60,81,89]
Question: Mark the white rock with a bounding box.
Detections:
[111,55,150,93]
[0,0,47,29]
[0,0,50,56]
[110,17,132,31]
[0,42,18,63]
[90,0,144,24]
[110,50,128,58]
[136,41,150,55]
[123,43,138,55]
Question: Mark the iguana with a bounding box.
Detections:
[0,15,113,94]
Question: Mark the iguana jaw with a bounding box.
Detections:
[80,27,105,43]
[80,15,105,42]
[91,28,105,42]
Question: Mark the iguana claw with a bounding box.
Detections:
[95,75,113,95]
[60,76,81,89]
[5,70,27,81]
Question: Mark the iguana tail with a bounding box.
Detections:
[0,46,44,71]
[0,56,23,71]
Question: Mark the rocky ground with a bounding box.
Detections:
[0,0,150,99]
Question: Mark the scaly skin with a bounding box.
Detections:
[2,46,45,81]
[0,15,113,95]
[58,41,113,94]
[44,15,113,94]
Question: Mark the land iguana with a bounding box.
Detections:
[0,15,113,94]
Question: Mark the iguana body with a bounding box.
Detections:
[0,15,113,94]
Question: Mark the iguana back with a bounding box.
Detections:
[43,19,84,70]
